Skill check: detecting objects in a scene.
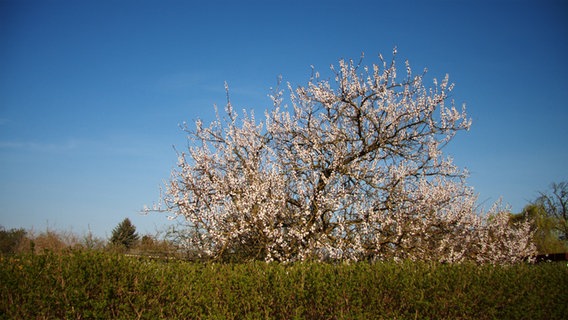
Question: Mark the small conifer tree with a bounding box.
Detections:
[110,218,139,250]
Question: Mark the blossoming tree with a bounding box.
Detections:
[156,51,535,263]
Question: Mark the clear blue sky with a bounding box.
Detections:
[1,0,567,238]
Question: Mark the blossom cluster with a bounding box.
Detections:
[158,52,535,263]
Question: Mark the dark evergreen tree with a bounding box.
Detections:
[110,218,139,249]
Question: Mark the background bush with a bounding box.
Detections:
[0,227,26,255]
[1,251,567,319]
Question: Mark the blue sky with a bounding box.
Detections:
[1,0,567,238]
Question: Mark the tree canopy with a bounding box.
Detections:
[511,181,568,254]
[154,51,535,263]
[537,182,568,243]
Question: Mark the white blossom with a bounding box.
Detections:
[156,52,535,263]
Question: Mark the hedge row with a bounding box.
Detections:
[1,251,567,319]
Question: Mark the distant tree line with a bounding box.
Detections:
[0,218,176,258]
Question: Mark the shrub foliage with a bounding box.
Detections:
[1,251,566,319]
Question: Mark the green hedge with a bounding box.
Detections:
[1,251,566,319]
